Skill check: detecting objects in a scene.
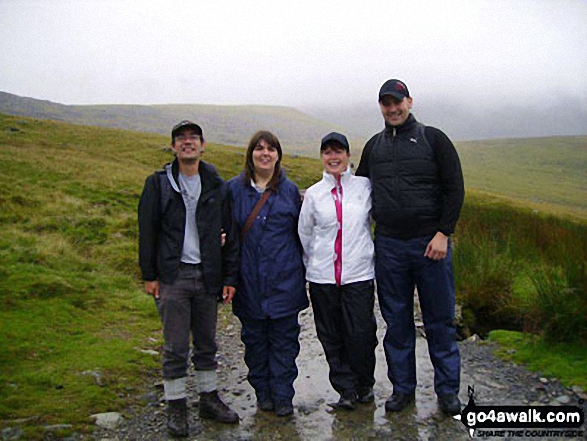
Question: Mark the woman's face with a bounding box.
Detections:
[322,145,350,177]
[252,139,279,175]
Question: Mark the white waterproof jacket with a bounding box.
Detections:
[298,168,375,284]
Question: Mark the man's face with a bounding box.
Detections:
[171,128,204,163]
[379,95,413,127]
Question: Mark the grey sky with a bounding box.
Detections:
[1,0,586,108]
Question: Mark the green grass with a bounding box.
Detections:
[489,330,587,391]
[454,191,587,343]
[456,136,587,219]
[0,114,322,438]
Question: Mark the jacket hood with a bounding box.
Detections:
[321,166,352,186]
[165,159,224,193]
[238,168,287,189]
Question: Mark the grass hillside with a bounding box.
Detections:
[0,91,348,156]
[1,114,585,438]
[456,136,587,219]
[0,114,321,438]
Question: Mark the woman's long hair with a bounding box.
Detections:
[243,130,283,191]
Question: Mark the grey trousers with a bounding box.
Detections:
[156,264,218,379]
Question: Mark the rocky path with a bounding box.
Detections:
[89,301,586,441]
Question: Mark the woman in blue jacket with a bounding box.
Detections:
[227,131,308,417]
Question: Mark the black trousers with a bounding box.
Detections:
[309,280,378,396]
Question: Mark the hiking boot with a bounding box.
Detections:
[384,391,415,412]
[438,394,462,415]
[329,390,356,410]
[356,387,375,404]
[199,390,239,424]
[167,398,189,438]
[256,391,274,412]
[274,399,294,417]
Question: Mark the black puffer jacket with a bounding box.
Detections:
[138,159,239,296]
[356,114,464,239]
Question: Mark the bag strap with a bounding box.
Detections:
[158,172,172,214]
[240,190,271,241]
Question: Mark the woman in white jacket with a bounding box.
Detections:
[298,132,378,410]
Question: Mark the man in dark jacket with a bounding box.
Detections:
[356,79,465,416]
[138,120,240,437]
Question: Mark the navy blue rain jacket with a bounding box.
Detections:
[227,171,308,320]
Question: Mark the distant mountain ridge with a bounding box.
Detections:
[0,91,348,155]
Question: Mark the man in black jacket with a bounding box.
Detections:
[138,120,240,436]
[356,79,465,416]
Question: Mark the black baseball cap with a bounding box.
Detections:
[171,120,203,141]
[320,132,350,153]
[379,79,410,101]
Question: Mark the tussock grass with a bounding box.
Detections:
[0,114,321,438]
[455,191,587,343]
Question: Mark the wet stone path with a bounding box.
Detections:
[90,298,586,441]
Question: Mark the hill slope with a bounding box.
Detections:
[0,91,347,155]
[456,136,587,218]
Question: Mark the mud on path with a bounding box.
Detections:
[90,299,586,441]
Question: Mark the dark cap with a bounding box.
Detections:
[171,120,203,141]
[378,79,410,101]
[320,132,350,153]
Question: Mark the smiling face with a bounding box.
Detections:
[379,95,413,127]
[252,139,279,175]
[171,128,204,164]
[321,143,350,177]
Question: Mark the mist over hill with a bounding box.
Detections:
[2,91,586,154]
[301,95,587,142]
[0,92,345,155]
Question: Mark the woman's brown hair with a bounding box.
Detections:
[243,131,283,191]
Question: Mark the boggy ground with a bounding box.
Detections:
[90,299,586,441]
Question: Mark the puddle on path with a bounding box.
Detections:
[198,302,470,440]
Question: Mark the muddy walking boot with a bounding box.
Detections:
[199,390,239,424]
[438,394,462,415]
[167,398,189,438]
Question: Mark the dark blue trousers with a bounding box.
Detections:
[375,234,460,397]
[238,313,301,402]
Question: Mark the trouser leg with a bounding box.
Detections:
[415,237,460,397]
[309,283,355,395]
[340,280,378,391]
[189,267,218,372]
[375,235,417,395]
[157,276,192,381]
[268,313,301,401]
[157,265,219,400]
[239,317,271,396]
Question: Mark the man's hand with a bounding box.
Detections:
[424,232,448,260]
[222,286,236,304]
[145,280,160,299]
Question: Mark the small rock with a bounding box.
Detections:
[139,349,159,356]
[571,385,583,394]
[507,349,516,355]
[466,334,479,342]
[540,377,549,384]
[43,424,73,431]
[91,412,123,430]
[82,370,104,387]
[556,395,571,404]
[1,427,23,440]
